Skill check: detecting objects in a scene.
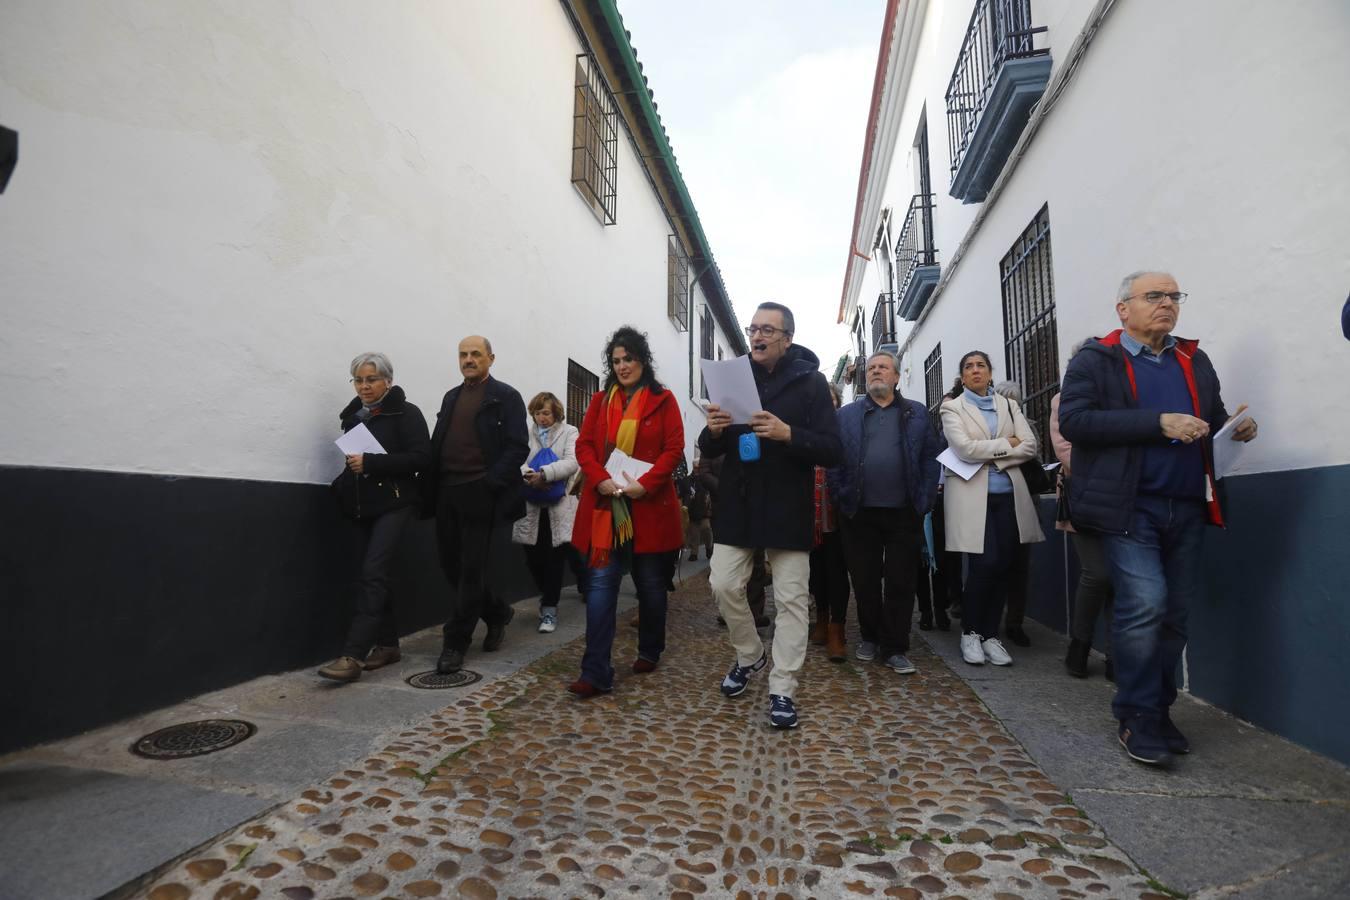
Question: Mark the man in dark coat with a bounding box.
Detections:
[1059,272,1258,768]
[424,335,529,673]
[832,350,943,675]
[700,302,842,729]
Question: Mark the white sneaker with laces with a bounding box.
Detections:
[982,637,1012,666]
[538,611,558,634]
[961,632,986,665]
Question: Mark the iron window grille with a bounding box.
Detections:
[572,53,618,225]
[999,205,1058,463]
[699,304,715,399]
[566,358,600,429]
[851,354,866,394]
[668,236,690,332]
[871,292,896,350]
[945,0,1048,182]
[924,343,944,415]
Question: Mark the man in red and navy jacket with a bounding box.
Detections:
[1059,271,1258,769]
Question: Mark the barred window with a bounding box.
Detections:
[924,343,944,413]
[699,304,715,399]
[669,236,690,331]
[572,53,618,225]
[999,205,1058,464]
[566,359,600,429]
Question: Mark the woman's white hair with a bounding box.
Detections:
[349,352,394,380]
[993,380,1023,404]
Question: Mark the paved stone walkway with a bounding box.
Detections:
[135,572,1169,900]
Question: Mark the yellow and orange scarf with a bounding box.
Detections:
[588,385,648,567]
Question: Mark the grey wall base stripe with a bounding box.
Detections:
[0,465,538,755]
[1018,463,1350,767]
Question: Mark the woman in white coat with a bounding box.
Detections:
[513,392,580,633]
[940,350,1045,667]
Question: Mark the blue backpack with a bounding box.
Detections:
[523,446,566,505]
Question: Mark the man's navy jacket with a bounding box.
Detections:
[832,394,944,520]
[1058,329,1231,534]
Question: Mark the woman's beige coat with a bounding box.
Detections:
[940,393,1046,553]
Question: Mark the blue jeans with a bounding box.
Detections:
[1103,496,1206,722]
[580,552,668,689]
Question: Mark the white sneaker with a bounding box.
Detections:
[961,633,986,665]
[538,611,557,634]
[982,637,1012,666]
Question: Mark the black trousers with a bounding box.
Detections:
[340,506,415,659]
[963,493,1019,639]
[809,529,850,624]
[842,506,921,655]
[523,510,567,612]
[1003,542,1031,628]
[436,480,511,652]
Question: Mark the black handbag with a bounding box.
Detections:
[1055,472,1073,521]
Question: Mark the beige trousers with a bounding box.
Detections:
[709,543,811,698]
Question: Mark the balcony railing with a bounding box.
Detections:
[896,193,942,321]
[871,293,896,350]
[896,193,936,295]
[945,0,1048,201]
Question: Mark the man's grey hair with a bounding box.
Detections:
[350,352,394,380]
[866,350,900,373]
[756,301,795,336]
[1117,270,1174,302]
[993,380,1023,404]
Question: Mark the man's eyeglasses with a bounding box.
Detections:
[744,325,790,338]
[351,376,387,386]
[1124,291,1188,305]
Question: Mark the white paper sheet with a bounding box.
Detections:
[699,356,761,424]
[335,422,387,456]
[605,448,654,484]
[937,447,983,482]
[1211,406,1253,479]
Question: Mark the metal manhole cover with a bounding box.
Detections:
[131,719,256,759]
[406,669,482,689]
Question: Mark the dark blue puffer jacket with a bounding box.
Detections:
[832,394,945,519]
[1058,330,1230,534]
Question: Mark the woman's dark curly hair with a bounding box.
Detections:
[947,349,994,399]
[601,325,665,394]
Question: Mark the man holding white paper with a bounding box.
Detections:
[700,302,841,730]
[1059,271,1258,768]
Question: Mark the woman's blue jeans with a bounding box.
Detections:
[1102,496,1206,722]
[580,552,668,690]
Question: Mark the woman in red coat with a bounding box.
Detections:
[568,326,685,696]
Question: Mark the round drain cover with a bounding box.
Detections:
[131,719,256,759]
[406,669,482,689]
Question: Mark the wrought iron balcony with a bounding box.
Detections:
[895,193,941,321]
[871,293,896,351]
[945,0,1049,203]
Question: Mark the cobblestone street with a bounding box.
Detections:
[134,571,1161,900]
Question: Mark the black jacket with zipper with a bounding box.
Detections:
[334,386,431,516]
[697,344,842,551]
[423,376,530,524]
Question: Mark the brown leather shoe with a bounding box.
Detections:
[809,620,828,646]
[632,658,657,674]
[363,645,402,670]
[318,656,362,682]
[826,624,847,663]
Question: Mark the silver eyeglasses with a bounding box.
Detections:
[1125,291,1188,305]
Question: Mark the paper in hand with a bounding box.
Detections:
[605,448,653,484]
[336,422,387,456]
[937,447,982,481]
[1211,406,1253,479]
[699,355,761,423]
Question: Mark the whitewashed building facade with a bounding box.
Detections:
[0,0,744,751]
[834,0,1350,764]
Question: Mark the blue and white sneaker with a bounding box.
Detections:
[720,652,767,697]
[768,694,799,729]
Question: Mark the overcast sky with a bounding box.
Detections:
[615,0,884,374]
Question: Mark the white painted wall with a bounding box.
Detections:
[0,0,734,483]
[859,0,1350,475]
